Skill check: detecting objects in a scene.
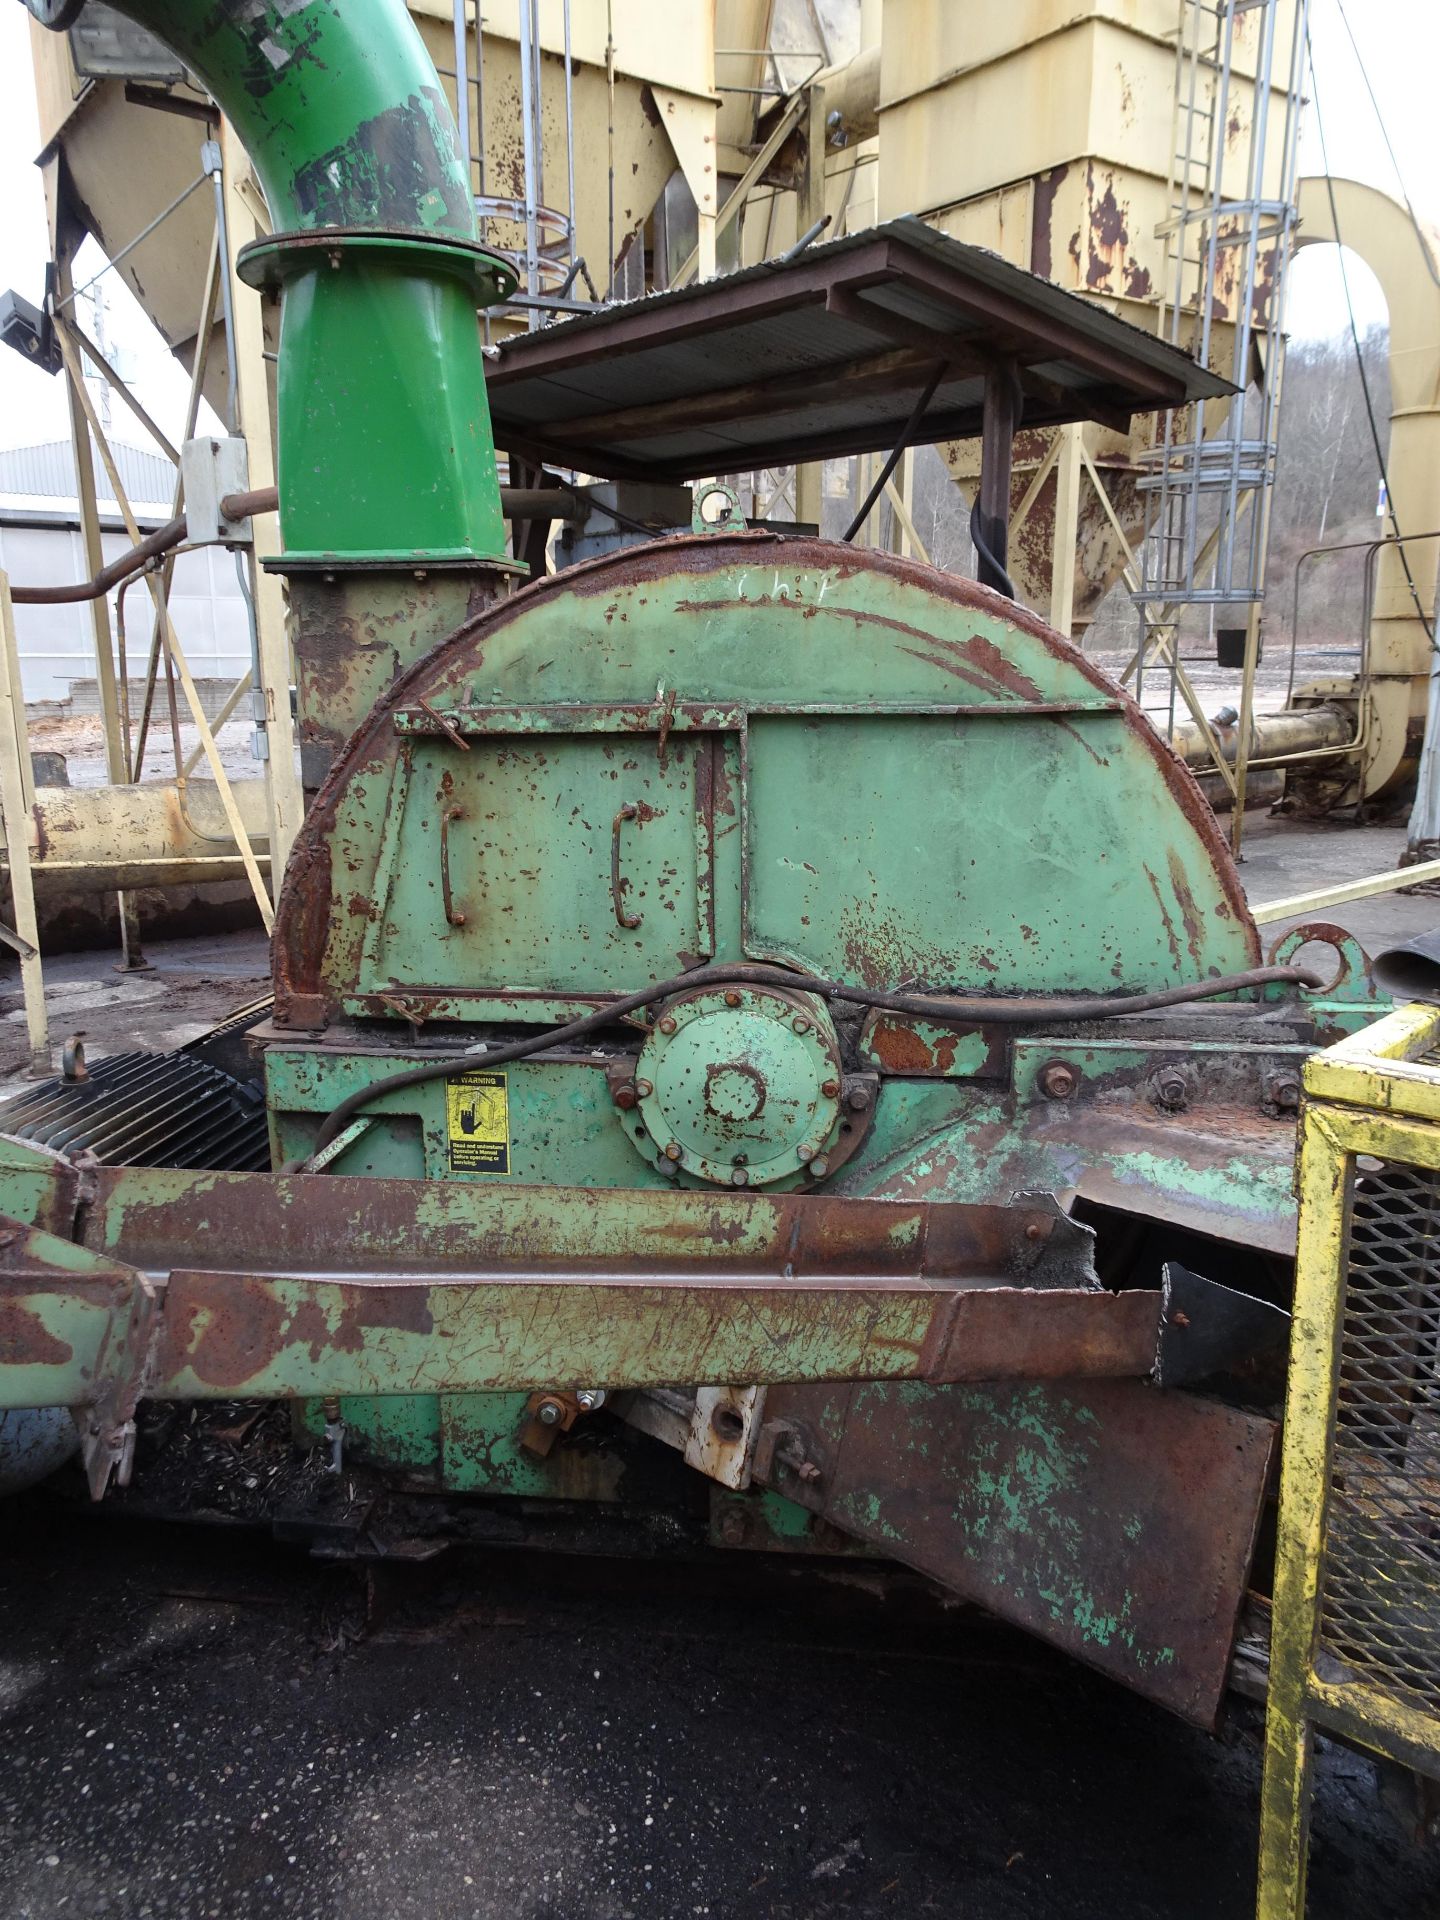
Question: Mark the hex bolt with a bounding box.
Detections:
[1039,1061,1078,1101]
[614,1082,638,1110]
[1266,1071,1302,1113]
[575,1389,607,1412]
[820,1077,840,1098]
[808,1156,829,1179]
[536,1400,564,1427]
[659,1015,677,1035]
[635,1079,654,1099]
[1155,1069,1190,1112]
[717,1507,750,1547]
[796,1142,816,1163]
[664,1141,683,1162]
[730,1167,750,1187]
[724,991,741,1008]
[792,1016,810,1034]
[795,1460,822,1483]
[846,1086,872,1112]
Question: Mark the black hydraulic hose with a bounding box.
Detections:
[969,498,1017,601]
[288,958,1324,1172]
[842,363,947,544]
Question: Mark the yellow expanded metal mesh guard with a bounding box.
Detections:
[1259,1001,1440,1917]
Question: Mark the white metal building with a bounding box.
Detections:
[0,439,250,708]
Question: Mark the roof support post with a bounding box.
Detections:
[1048,425,1083,638]
[0,573,47,1073]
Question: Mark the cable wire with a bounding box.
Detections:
[286,958,1323,1172]
[1333,0,1440,290]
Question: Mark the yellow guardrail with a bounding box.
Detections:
[1259,1000,1440,1916]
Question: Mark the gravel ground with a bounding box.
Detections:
[25,713,258,789]
[1,1510,1436,1920]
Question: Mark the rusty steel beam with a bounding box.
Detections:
[500,394,1146,494]
[138,1267,1164,1402]
[824,288,1135,436]
[877,238,1188,407]
[531,344,983,449]
[0,1156,1178,1442]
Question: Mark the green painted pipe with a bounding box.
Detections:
[34,0,515,569]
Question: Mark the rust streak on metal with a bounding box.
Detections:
[1030,163,1068,281]
[0,1297,74,1367]
[917,1286,1162,1381]
[1167,850,1207,971]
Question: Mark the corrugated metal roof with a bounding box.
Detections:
[488,216,1233,482]
[0,439,174,511]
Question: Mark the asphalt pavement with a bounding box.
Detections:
[2,1507,1436,1920]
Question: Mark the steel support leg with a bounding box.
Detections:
[0,575,47,1072]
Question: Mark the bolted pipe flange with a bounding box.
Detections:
[622,985,843,1187]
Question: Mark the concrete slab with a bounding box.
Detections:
[1236,815,1440,955]
[0,929,270,1095]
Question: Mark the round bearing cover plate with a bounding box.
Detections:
[634,988,841,1185]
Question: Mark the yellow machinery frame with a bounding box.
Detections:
[1259,1000,1440,1916]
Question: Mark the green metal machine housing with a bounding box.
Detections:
[3,0,1389,1732]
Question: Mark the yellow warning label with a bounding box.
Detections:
[445,1068,510,1174]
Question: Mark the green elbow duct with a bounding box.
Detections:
[28,0,515,570]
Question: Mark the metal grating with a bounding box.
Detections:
[1320,1157,1440,1714]
[0,1048,270,1172]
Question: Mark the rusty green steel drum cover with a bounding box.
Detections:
[274,533,1258,1033]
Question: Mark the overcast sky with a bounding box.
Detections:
[0,0,1433,458]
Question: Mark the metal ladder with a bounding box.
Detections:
[1135,1,1310,672]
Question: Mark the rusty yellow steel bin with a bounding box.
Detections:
[1259,1000,1440,1916]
